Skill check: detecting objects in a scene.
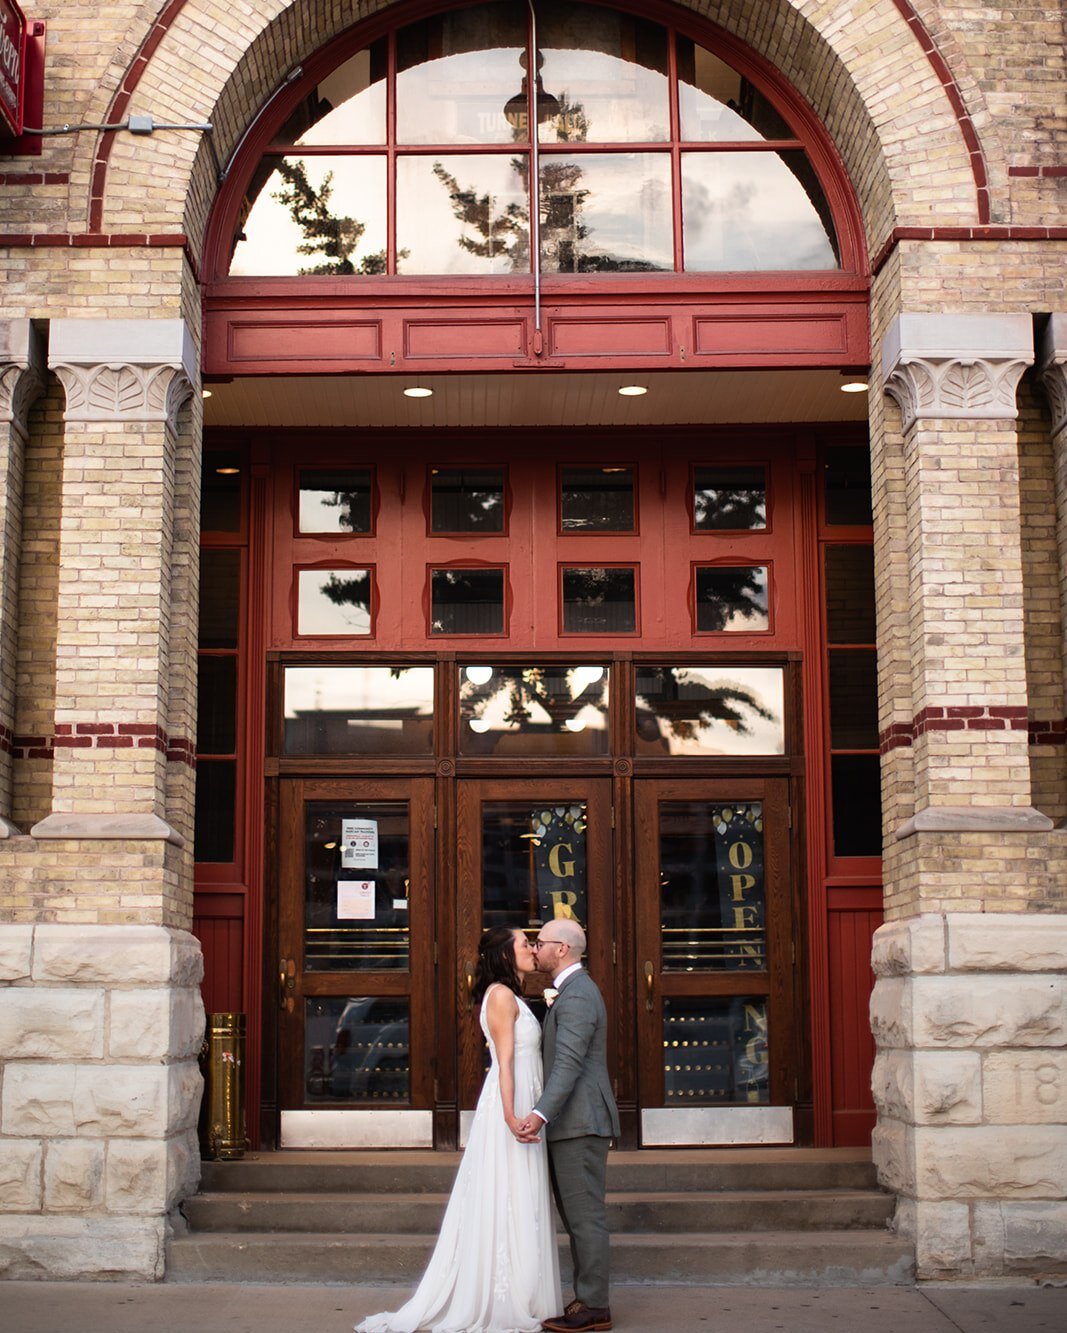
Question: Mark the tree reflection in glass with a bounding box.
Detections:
[299,469,373,533]
[635,666,784,756]
[297,568,372,636]
[460,664,609,755]
[693,466,766,530]
[272,160,388,275]
[694,565,769,632]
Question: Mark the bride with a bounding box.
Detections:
[356,926,562,1333]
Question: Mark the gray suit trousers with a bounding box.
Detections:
[548,1133,611,1309]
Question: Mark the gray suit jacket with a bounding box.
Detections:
[534,967,620,1141]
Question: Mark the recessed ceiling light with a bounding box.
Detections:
[215,466,240,475]
[839,373,869,393]
[618,385,648,397]
[464,665,494,685]
[201,388,212,399]
[403,386,433,398]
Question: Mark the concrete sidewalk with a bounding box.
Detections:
[4,1281,1067,1333]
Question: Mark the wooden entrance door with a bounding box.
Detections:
[634,778,795,1144]
[455,778,615,1121]
[277,777,435,1146]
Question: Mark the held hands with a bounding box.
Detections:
[507,1113,542,1143]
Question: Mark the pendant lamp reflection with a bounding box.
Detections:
[503,50,560,131]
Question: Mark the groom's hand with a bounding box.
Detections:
[514,1115,542,1142]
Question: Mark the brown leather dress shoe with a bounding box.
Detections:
[541,1304,613,1332]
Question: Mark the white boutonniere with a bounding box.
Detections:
[543,988,558,1008]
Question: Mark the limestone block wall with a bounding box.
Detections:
[871,914,1067,1279]
[0,924,204,1280]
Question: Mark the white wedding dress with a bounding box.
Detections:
[356,984,562,1333]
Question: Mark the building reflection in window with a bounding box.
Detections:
[283,665,434,755]
[460,663,609,755]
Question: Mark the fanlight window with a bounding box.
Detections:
[228,1,840,278]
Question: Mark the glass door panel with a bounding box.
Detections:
[278,778,435,1144]
[455,779,614,1114]
[635,779,793,1144]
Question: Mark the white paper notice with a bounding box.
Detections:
[341,818,378,870]
[337,880,375,920]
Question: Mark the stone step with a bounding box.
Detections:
[200,1148,877,1196]
[183,1188,894,1235]
[165,1229,914,1287]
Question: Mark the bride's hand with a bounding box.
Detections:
[507,1113,541,1143]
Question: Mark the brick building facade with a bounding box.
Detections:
[1,0,1065,1283]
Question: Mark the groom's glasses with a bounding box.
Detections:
[534,937,565,953]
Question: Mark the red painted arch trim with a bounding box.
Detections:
[890,0,989,223]
[89,0,187,230]
[872,224,1067,274]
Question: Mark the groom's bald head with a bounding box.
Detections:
[553,919,586,957]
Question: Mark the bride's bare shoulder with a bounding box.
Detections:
[484,983,520,1014]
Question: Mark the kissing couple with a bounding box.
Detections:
[357,917,620,1333]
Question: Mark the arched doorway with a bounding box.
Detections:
[194,0,879,1151]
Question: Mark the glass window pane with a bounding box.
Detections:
[297,568,372,636]
[305,996,409,1103]
[825,546,876,644]
[682,151,838,270]
[201,455,242,532]
[695,565,770,633]
[194,760,235,862]
[663,997,769,1105]
[660,801,766,973]
[562,566,636,633]
[693,466,766,530]
[831,754,883,857]
[829,649,879,749]
[396,4,527,145]
[283,666,434,755]
[397,154,529,275]
[540,153,672,273]
[431,567,505,635]
[198,551,240,649]
[299,469,372,534]
[274,42,388,146]
[459,664,609,755]
[431,468,505,533]
[197,656,237,755]
[230,156,387,277]
[635,666,785,756]
[482,801,589,932]
[538,2,669,143]
[677,40,794,142]
[560,466,634,532]
[304,801,410,972]
[825,446,873,525]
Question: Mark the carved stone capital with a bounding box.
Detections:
[0,320,46,439]
[1038,313,1067,438]
[48,318,197,429]
[881,313,1033,432]
[51,362,193,428]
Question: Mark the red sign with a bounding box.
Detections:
[0,0,27,137]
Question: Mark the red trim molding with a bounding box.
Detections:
[879,706,1052,753]
[1008,166,1067,178]
[13,722,197,765]
[872,225,1067,275]
[0,171,68,186]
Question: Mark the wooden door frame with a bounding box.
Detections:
[276,775,437,1120]
[633,775,796,1137]
[453,777,616,1114]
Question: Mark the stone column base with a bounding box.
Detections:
[871,912,1067,1279]
[0,924,205,1280]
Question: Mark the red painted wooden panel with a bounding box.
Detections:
[827,902,882,1147]
[404,318,526,359]
[692,313,847,357]
[193,898,245,1016]
[229,318,381,363]
[548,316,672,357]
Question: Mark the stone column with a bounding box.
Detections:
[0,320,204,1280]
[0,320,45,834]
[871,313,1067,1279]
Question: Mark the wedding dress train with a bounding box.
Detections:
[356,984,562,1333]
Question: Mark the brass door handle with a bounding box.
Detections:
[465,962,475,1011]
[279,958,295,1011]
[644,961,655,1012]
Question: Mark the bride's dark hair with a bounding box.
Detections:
[473,926,521,1003]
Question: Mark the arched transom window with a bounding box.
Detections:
[226,1,843,279]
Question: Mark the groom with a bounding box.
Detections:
[517,918,620,1333]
